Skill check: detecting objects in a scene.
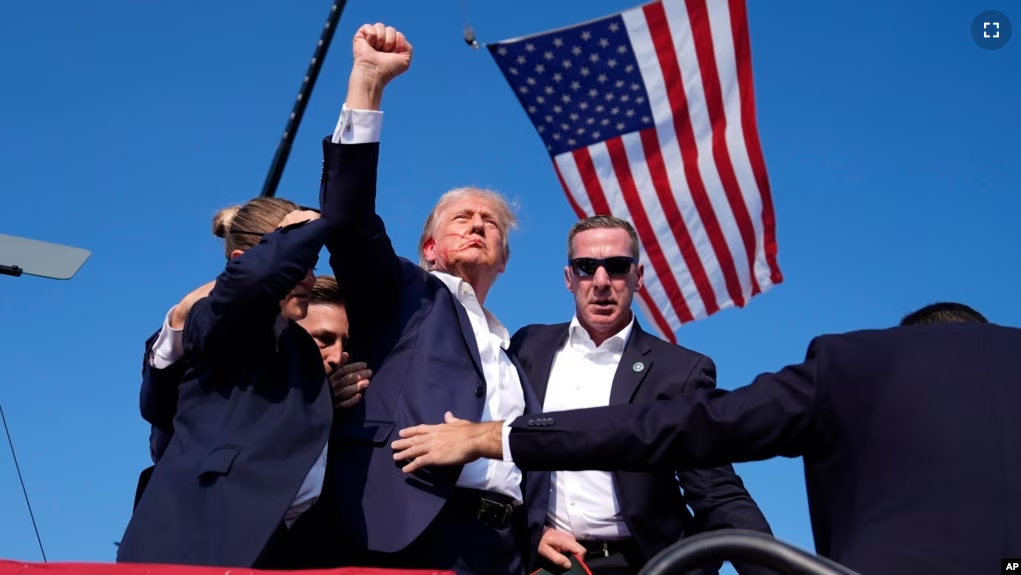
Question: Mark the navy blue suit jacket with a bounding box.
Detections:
[140,329,180,463]
[510,321,772,572]
[318,138,549,568]
[507,323,1021,575]
[118,219,335,568]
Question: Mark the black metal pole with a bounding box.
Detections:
[1,402,46,562]
[260,0,348,198]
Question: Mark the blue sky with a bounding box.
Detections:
[1,0,1018,571]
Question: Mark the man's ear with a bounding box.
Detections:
[634,262,645,291]
[564,266,574,293]
[229,249,244,259]
[422,238,436,265]
[497,250,509,274]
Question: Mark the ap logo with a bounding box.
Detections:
[1004,559,1021,572]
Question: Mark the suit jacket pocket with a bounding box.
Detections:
[333,418,396,446]
[196,445,241,483]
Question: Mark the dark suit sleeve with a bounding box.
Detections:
[139,329,184,458]
[676,357,772,536]
[319,138,402,312]
[508,339,825,472]
[184,218,331,355]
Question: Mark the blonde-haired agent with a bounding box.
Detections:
[117,198,334,569]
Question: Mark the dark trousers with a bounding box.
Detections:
[255,500,329,570]
[351,499,525,575]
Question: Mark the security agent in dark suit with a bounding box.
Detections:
[508,216,771,575]
[133,276,370,512]
[393,303,1021,575]
[118,201,334,569]
[318,24,548,575]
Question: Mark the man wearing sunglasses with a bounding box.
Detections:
[504,215,772,575]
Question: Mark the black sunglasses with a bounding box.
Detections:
[569,256,636,277]
[230,205,321,237]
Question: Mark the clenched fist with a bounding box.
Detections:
[352,23,412,85]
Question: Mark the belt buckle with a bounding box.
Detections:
[477,498,511,527]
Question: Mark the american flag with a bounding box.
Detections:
[488,0,782,343]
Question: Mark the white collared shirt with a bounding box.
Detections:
[541,315,635,540]
[430,271,526,504]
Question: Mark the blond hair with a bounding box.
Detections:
[417,187,518,269]
[212,197,299,258]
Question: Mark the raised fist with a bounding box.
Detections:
[352,23,412,87]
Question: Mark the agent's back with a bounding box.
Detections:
[806,322,1021,574]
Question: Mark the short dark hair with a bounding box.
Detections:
[567,215,640,260]
[900,302,987,326]
[310,275,344,307]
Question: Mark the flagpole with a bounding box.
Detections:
[260,0,348,198]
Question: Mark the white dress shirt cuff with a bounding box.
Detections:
[149,307,185,369]
[331,104,383,144]
[501,420,515,463]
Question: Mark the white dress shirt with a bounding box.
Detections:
[431,272,526,504]
[541,315,635,540]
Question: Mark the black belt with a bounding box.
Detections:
[578,538,639,558]
[446,488,517,530]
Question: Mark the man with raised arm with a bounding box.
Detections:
[317,23,547,575]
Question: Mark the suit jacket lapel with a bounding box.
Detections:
[510,354,543,415]
[451,291,485,379]
[532,325,570,407]
[609,321,654,405]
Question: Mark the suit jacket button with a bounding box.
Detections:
[475,386,485,398]
[548,417,556,425]
[527,419,536,426]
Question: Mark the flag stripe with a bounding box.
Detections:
[633,129,713,317]
[728,0,782,284]
[660,0,755,301]
[623,7,733,313]
[643,1,746,308]
[606,135,695,323]
[683,0,761,297]
[553,161,587,219]
[703,0,771,291]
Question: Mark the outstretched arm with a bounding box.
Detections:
[320,24,412,313]
[392,338,831,473]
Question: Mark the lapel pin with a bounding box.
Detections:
[632,361,645,372]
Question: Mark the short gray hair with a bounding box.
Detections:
[567,215,640,261]
[418,187,518,269]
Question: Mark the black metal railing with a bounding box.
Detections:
[637,530,861,575]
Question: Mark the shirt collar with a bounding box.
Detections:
[567,313,635,352]
[273,316,289,352]
[431,271,510,350]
